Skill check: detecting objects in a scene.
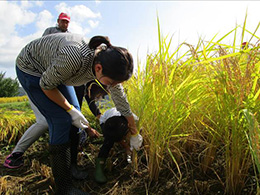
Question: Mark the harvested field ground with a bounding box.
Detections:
[0,133,258,195]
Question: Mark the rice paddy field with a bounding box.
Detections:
[1,17,260,194]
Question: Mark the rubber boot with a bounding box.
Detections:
[94,157,107,184]
[71,163,88,180]
[49,142,89,195]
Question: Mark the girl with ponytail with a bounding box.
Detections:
[89,35,133,82]
[15,32,142,194]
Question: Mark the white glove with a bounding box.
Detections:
[67,105,89,129]
[130,133,143,151]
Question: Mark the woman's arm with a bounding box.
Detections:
[125,115,138,135]
[126,114,143,151]
[42,87,90,129]
[41,88,71,110]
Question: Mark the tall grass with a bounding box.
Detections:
[126,15,260,194]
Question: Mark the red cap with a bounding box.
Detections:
[58,12,70,22]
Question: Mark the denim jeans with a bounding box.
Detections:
[16,66,80,144]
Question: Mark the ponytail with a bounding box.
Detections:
[89,36,111,49]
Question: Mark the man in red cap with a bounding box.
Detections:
[42,12,70,36]
[241,42,249,50]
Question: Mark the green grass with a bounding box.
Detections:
[0,101,33,113]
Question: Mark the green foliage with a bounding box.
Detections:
[0,101,32,113]
[0,72,19,97]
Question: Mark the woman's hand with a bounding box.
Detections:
[41,88,90,129]
[130,133,143,151]
[67,105,89,129]
[125,114,143,151]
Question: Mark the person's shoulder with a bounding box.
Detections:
[63,33,87,45]
[42,26,57,36]
[44,26,56,31]
[105,107,117,113]
[45,32,80,40]
[69,33,85,39]
[48,26,56,30]
[104,107,121,116]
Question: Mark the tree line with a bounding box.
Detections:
[0,72,20,97]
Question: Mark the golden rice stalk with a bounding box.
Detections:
[0,96,28,103]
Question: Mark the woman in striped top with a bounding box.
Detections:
[15,34,142,194]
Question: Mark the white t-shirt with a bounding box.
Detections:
[100,107,139,125]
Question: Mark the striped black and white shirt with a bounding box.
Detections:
[16,33,132,116]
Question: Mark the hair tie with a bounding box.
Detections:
[100,43,107,51]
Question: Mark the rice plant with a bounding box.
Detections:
[0,95,28,103]
[0,111,35,144]
[126,14,260,194]
[0,97,35,144]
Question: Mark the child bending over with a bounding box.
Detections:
[94,107,142,183]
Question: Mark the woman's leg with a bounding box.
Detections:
[71,85,85,164]
[16,66,79,144]
[70,85,88,180]
[16,67,87,194]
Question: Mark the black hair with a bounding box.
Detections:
[102,116,129,142]
[89,35,134,82]
[89,36,112,49]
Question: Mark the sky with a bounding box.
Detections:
[1,0,260,79]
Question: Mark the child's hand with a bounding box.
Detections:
[86,127,102,138]
[96,114,101,120]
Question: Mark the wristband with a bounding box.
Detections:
[66,104,73,112]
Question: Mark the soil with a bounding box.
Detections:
[0,133,258,195]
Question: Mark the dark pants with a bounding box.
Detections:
[70,85,85,164]
[98,124,114,158]
[16,66,80,145]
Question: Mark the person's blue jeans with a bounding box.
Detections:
[16,66,80,144]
